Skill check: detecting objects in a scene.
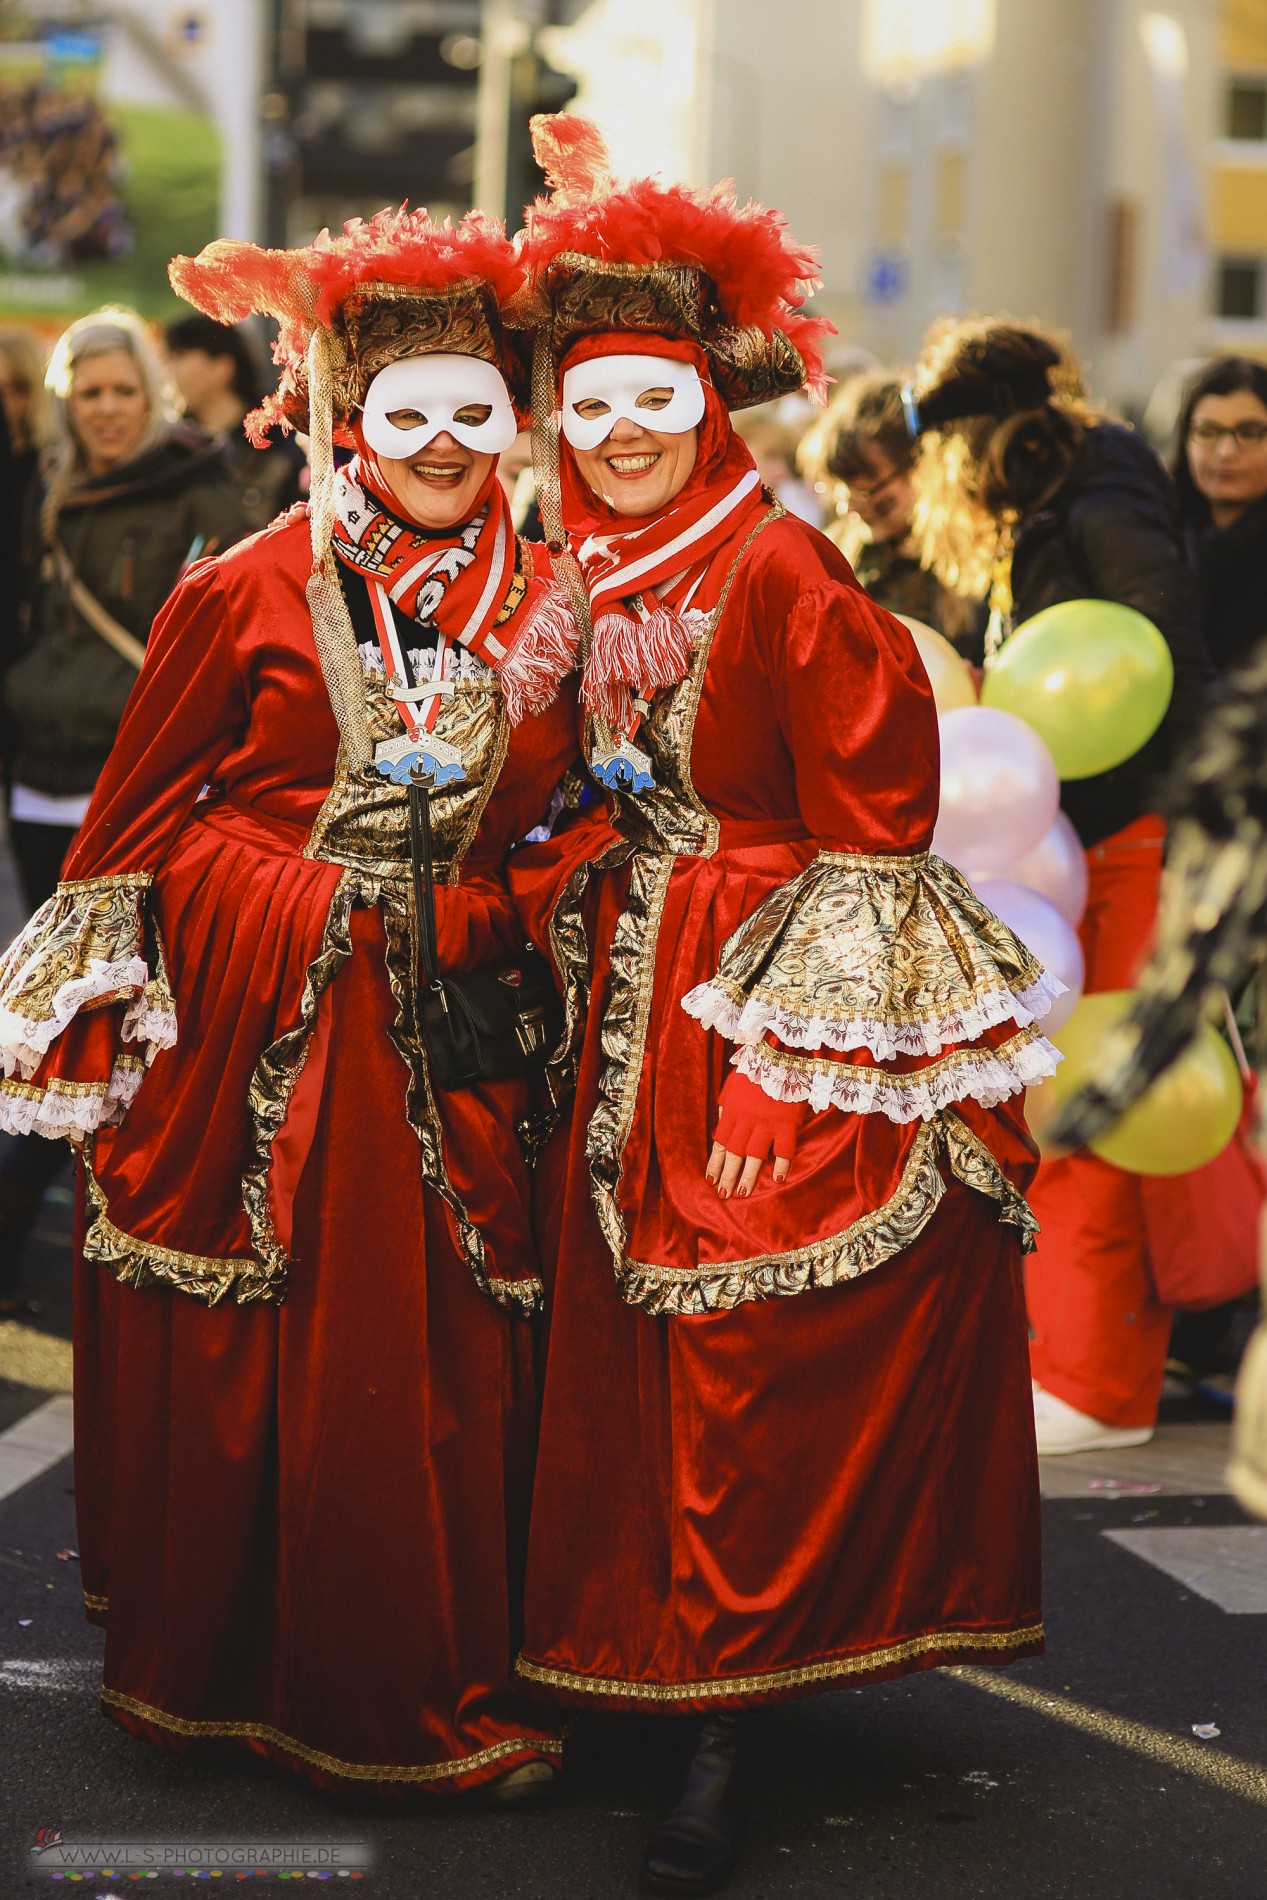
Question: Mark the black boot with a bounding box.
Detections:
[642,1713,741,1895]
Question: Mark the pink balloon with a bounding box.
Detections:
[932,707,1060,873]
[971,878,1085,1033]
[969,811,1089,927]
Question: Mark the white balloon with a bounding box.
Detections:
[967,810,1089,927]
[931,707,1060,873]
[971,877,1085,1034]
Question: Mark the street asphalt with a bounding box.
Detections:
[2,1192,1264,1900]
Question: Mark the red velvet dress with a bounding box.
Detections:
[0,515,575,1792]
[513,507,1052,1710]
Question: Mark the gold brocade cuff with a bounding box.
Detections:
[0,874,176,1082]
[682,849,1063,1062]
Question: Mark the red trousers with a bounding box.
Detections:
[1027,816,1182,1427]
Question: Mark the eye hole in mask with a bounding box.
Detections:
[361,355,518,459]
[560,354,706,452]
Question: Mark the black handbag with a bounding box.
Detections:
[406,773,559,1090]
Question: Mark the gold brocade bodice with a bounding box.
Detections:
[595,506,781,864]
[303,672,509,884]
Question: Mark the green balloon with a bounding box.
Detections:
[981,598,1174,779]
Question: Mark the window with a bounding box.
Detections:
[1216,256,1264,320]
[1226,79,1267,142]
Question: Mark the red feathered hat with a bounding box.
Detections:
[520,115,833,410]
[169,206,529,444]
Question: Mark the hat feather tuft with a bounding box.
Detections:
[530,113,612,202]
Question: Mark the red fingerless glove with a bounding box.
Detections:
[714,1069,808,1164]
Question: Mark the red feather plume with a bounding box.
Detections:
[523,115,831,395]
[169,208,526,442]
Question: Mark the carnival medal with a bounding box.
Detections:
[369,582,468,788]
[589,732,654,795]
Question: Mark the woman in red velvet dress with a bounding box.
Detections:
[511,119,1061,1891]
[0,212,581,1795]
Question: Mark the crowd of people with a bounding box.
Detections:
[0,114,1264,1894]
[0,81,130,271]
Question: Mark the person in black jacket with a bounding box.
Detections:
[908,318,1224,1456]
[1172,355,1267,679]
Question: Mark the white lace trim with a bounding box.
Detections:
[121,997,178,1057]
[682,969,1067,1060]
[0,1060,145,1140]
[733,1034,1062,1124]
[0,955,149,1080]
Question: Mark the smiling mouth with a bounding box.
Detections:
[607,452,660,475]
[409,461,467,482]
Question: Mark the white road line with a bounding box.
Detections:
[0,1395,73,1505]
[1104,1526,1267,1614]
[950,1667,1267,1806]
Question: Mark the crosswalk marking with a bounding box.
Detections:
[1104,1526,1267,1614]
[0,1395,73,1505]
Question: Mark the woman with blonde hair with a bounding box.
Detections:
[5,306,245,910]
[906,315,1218,1455]
[0,307,245,1302]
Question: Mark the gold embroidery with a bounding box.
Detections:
[620,1119,945,1315]
[303,684,508,888]
[242,870,364,1296]
[82,1143,274,1306]
[60,873,153,894]
[83,1590,107,1613]
[617,1108,1038,1317]
[695,851,1053,1052]
[101,1685,562,1784]
[943,1112,1040,1252]
[515,1621,1046,1702]
[537,255,808,410]
[331,278,512,420]
[0,874,173,1077]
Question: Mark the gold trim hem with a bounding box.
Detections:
[82,1144,277,1307]
[83,1590,108,1614]
[101,1686,563,1784]
[618,1109,1038,1315]
[516,1621,1046,1703]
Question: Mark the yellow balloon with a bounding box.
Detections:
[898,615,978,714]
[981,599,1173,778]
[1048,990,1243,1175]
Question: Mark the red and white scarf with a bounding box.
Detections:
[574,469,761,729]
[331,455,578,723]
[557,335,768,734]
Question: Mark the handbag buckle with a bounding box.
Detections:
[515,1006,547,1057]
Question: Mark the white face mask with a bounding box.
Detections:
[560,353,705,451]
[360,353,518,459]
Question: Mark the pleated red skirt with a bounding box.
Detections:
[73,914,560,1794]
[519,1179,1044,1711]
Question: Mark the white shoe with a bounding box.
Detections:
[1032,1385,1154,1456]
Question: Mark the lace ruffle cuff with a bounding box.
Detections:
[0,874,176,1139]
[682,849,1062,1123]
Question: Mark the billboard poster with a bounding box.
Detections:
[0,6,224,324]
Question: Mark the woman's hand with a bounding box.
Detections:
[706,1069,807,1198]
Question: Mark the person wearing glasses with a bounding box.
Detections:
[1173,356,1267,678]
[797,370,986,660]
